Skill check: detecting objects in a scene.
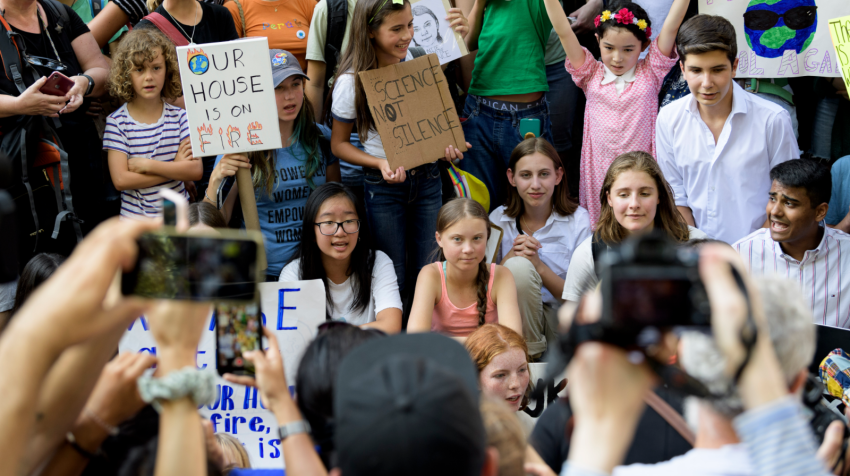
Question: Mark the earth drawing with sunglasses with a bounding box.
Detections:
[744,0,818,58]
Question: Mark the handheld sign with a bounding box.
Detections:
[699,0,847,78]
[829,15,850,91]
[409,0,469,64]
[119,279,326,468]
[359,53,466,171]
[177,37,282,157]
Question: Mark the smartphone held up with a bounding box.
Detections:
[215,302,263,376]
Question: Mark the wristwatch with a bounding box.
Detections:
[278,420,311,441]
[80,74,94,96]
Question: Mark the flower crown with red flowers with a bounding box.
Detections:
[594,8,651,38]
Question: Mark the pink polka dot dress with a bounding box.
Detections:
[565,39,678,229]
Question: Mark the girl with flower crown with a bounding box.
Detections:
[542,0,688,229]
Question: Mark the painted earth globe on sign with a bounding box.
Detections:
[189,52,210,75]
[744,0,818,58]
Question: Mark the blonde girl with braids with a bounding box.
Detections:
[408,199,522,342]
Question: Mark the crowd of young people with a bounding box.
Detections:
[1,0,849,473]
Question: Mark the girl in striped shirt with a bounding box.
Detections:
[104,28,202,219]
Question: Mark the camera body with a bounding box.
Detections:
[597,233,711,331]
[803,375,850,449]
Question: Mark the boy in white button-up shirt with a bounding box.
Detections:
[655,15,798,245]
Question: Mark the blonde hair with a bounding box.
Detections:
[108,28,182,103]
[215,433,251,471]
[480,396,526,476]
[436,199,492,325]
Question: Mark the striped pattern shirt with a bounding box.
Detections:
[104,103,190,219]
[733,226,850,329]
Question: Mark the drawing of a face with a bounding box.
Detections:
[744,0,818,58]
[412,7,441,48]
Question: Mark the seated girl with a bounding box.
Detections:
[489,137,591,360]
[465,323,530,412]
[408,199,522,341]
[279,182,402,334]
[562,151,708,305]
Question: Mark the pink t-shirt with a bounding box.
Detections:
[566,39,678,229]
[431,262,498,337]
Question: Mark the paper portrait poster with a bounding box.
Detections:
[410,0,469,64]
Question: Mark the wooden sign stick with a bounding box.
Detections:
[236,167,268,272]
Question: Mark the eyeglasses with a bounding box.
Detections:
[315,220,361,236]
[23,53,67,71]
[743,6,817,31]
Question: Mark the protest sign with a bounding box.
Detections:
[699,0,847,78]
[359,54,466,170]
[118,279,325,468]
[177,37,282,158]
[410,0,469,64]
[829,15,850,90]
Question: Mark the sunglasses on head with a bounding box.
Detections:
[743,5,817,31]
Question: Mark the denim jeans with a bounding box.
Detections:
[545,62,580,153]
[363,162,442,293]
[811,97,840,159]
[461,94,553,212]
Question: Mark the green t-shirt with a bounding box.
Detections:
[468,0,553,96]
[543,0,565,65]
[71,0,127,43]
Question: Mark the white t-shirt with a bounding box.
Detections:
[278,251,402,325]
[330,51,413,160]
[611,444,752,476]
[561,226,709,302]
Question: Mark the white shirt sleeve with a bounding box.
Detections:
[278,259,301,282]
[372,251,403,314]
[655,108,688,208]
[330,73,356,123]
[766,109,801,168]
[562,237,598,302]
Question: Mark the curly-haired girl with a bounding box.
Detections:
[104,28,201,219]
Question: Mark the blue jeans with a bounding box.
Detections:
[363,162,442,293]
[545,62,580,153]
[811,97,840,159]
[461,94,553,212]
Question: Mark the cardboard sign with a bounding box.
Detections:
[699,0,847,78]
[829,15,850,91]
[118,280,325,469]
[410,0,469,64]
[359,54,466,170]
[177,37,282,157]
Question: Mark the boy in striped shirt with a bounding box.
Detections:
[104,28,202,219]
[733,160,850,328]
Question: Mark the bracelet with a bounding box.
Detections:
[84,408,119,437]
[137,367,217,412]
[66,432,102,459]
[204,188,220,209]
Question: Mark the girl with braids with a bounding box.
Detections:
[408,199,522,341]
[205,50,341,280]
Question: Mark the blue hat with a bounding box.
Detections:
[269,49,309,87]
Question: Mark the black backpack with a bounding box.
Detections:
[323,0,348,89]
[0,0,82,269]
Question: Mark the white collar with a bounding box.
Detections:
[601,64,637,94]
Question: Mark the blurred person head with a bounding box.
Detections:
[214,433,250,471]
[296,322,383,468]
[465,324,531,412]
[10,253,65,317]
[188,202,227,232]
[480,396,526,476]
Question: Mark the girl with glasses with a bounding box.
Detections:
[279,182,403,334]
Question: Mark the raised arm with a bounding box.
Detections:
[542,0,586,69]
[655,0,689,58]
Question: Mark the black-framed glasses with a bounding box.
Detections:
[743,6,817,31]
[315,220,361,235]
[23,53,67,71]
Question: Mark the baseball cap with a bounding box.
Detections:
[269,49,308,88]
[334,333,486,476]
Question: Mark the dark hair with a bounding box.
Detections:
[10,253,65,317]
[769,159,831,208]
[289,183,376,317]
[504,137,577,218]
[677,14,738,65]
[295,324,382,469]
[596,1,651,43]
[188,202,227,228]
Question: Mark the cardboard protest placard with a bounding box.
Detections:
[359,54,466,170]
[829,15,850,91]
[699,0,847,78]
[410,0,469,64]
[177,37,282,157]
[118,279,325,468]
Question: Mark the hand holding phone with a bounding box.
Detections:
[39,72,74,97]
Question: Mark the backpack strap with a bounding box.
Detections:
[232,0,246,37]
[323,0,347,87]
[409,46,426,58]
[17,128,42,251]
[143,12,190,46]
[0,15,26,94]
[43,0,69,31]
[91,0,102,16]
[40,133,82,241]
[590,236,607,264]
[643,390,696,446]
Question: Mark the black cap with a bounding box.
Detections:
[334,333,486,476]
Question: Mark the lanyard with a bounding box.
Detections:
[37,6,62,64]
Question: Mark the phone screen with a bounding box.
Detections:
[611,278,693,327]
[162,199,177,226]
[122,232,259,302]
[215,302,262,376]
